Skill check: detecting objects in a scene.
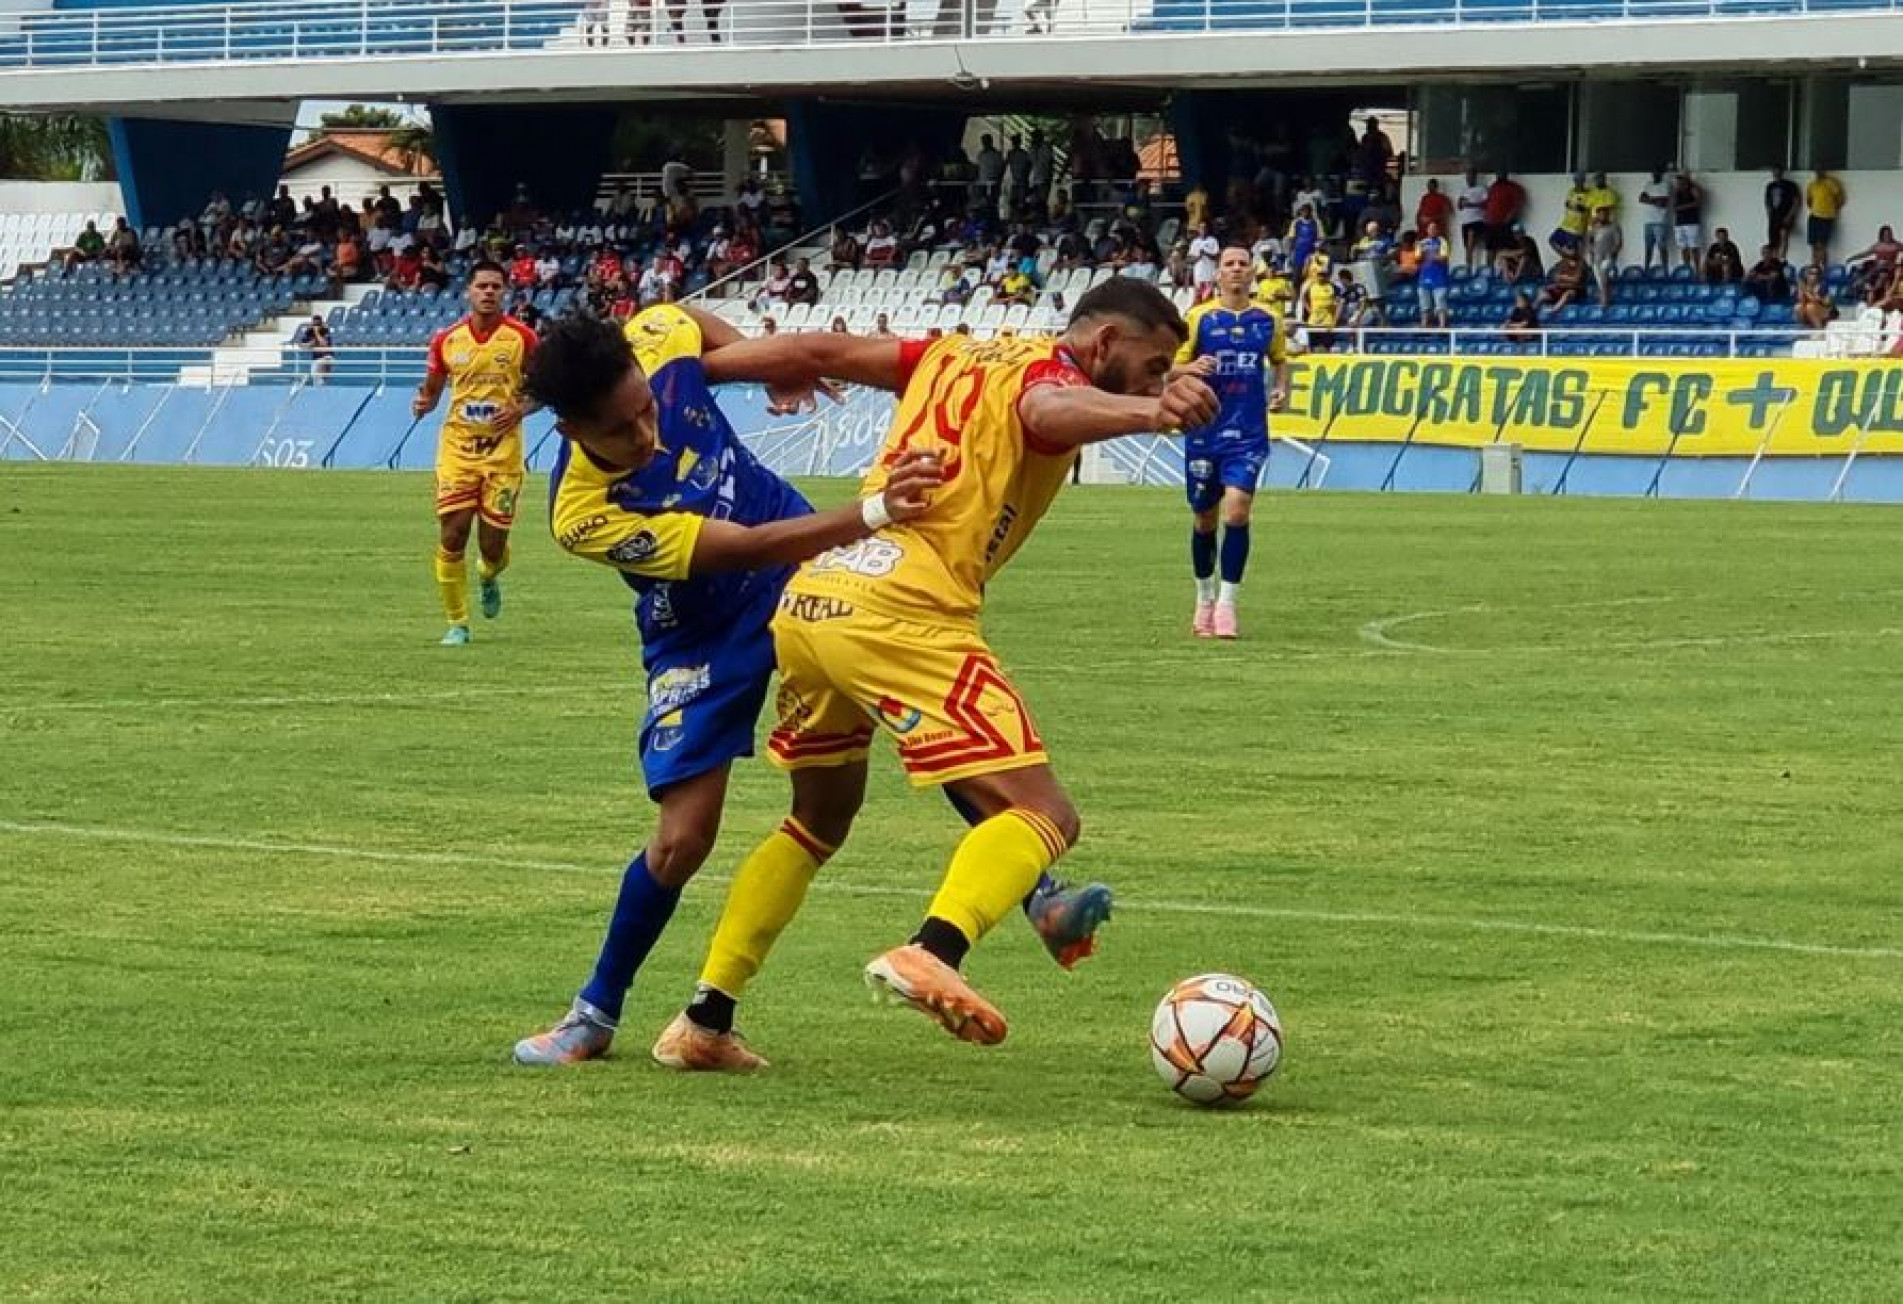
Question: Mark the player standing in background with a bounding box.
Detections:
[510,308,1112,1070]
[1176,246,1289,641]
[411,260,536,646]
[651,279,1218,1057]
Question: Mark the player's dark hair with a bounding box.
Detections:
[1067,277,1187,344]
[523,313,632,420]
[469,258,507,281]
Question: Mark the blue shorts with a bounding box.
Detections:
[638,589,779,798]
[1185,440,1268,511]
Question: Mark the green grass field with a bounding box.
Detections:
[3,464,1900,1301]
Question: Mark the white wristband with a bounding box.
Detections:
[860,494,893,532]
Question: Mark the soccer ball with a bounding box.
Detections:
[1150,973,1283,1106]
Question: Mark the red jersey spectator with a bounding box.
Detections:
[1483,172,1528,252]
[510,248,538,290]
[1415,179,1453,237]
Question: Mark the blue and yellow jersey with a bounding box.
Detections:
[1176,299,1287,447]
[547,304,812,651]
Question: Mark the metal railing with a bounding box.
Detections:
[0,0,1890,73]
[0,326,1866,392]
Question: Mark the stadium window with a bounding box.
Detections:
[1733,81,1794,172]
[1578,81,1681,175]
[1800,76,1850,172]
[1416,84,1569,175]
[1846,81,1903,169]
[1680,80,1792,172]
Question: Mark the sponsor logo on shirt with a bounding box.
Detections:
[607,530,661,565]
[650,665,711,713]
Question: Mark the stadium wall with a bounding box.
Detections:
[3,363,1900,502]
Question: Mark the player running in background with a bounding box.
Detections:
[652,278,1218,1057]
[411,260,537,647]
[1176,245,1289,641]
[510,307,1110,1070]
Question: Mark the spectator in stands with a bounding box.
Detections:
[1415,178,1452,238]
[864,220,900,271]
[1795,264,1838,329]
[1351,219,1393,325]
[757,256,792,304]
[872,311,895,337]
[829,315,849,333]
[533,247,561,288]
[1503,289,1540,342]
[200,190,232,242]
[418,243,450,293]
[1483,171,1527,260]
[1456,167,1488,271]
[636,257,672,306]
[269,185,297,230]
[387,241,424,292]
[1005,136,1032,216]
[1671,171,1706,276]
[1335,266,1367,332]
[1806,168,1846,264]
[285,232,328,279]
[1744,245,1792,303]
[1495,223,1543,285]
[1541,250,1585,312]
[226,217,259,262]
[1586,206,1621,308]
[1417,221,1452,328]
[1845,225,1901,304]
[1551,172,1592,258]
[1355,117,1393,190]
[760,315,778,335]
[1285,206,1319,283]
[1028,131,1055,216]
[974,134,1004,212]
[1297,253,1340,352]
[253,226,290,276]
[786,257,821,305]
[510,245,538,292]
[829,225,862,272]
[510,294,543,331]
[1115,242,1159,286]
[1393,230,1420,277]
[297,313,333,384]
[1704,228,1744,285]
[1586,173,1619,223]
[1189,223,1220,301]
[65,220,105,271]
[1637,167,1672,272]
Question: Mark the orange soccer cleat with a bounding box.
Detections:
[863,944,1009,1046]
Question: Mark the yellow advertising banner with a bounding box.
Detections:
[1276,355,1903,457]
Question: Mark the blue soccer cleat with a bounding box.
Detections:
[478,575,502,620]
[440,624,471,647]
[512,999,617,1066]
[1026,877,1114,970]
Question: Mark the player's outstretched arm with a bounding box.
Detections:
[1020,373,1219,449]
[698,330,911,395]
[687,451,940,574]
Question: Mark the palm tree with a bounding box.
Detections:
[0,114,112,181]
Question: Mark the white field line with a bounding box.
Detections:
[2,818,1896,963]
[1359,595,1902,656]
[0,684,602,716]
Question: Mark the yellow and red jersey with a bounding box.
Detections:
[427,314,537,468]
[788,334,1084,626]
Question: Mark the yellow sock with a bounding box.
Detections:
[477,544,510,582]
[434,547,469,624]
[927,808,1069,945]
[698,817,836,998]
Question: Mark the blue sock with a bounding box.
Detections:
[946,787,1056,915]
[577,852,680,1021]
[1191,528,1217,579]
[1220,523,1251,584]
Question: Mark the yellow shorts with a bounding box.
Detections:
[766,593,1048,788]
[435,458,523,528]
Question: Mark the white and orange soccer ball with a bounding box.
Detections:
[1150,973,1283,1106]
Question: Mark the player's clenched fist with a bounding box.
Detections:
[879,450,944,522]
[1155,373,1219,433]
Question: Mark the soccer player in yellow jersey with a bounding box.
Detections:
[657,278,1218,1053]
[411,259,537,646]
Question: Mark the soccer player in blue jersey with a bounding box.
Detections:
[510,308,1110,1070]
[1177,245,1289,641]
